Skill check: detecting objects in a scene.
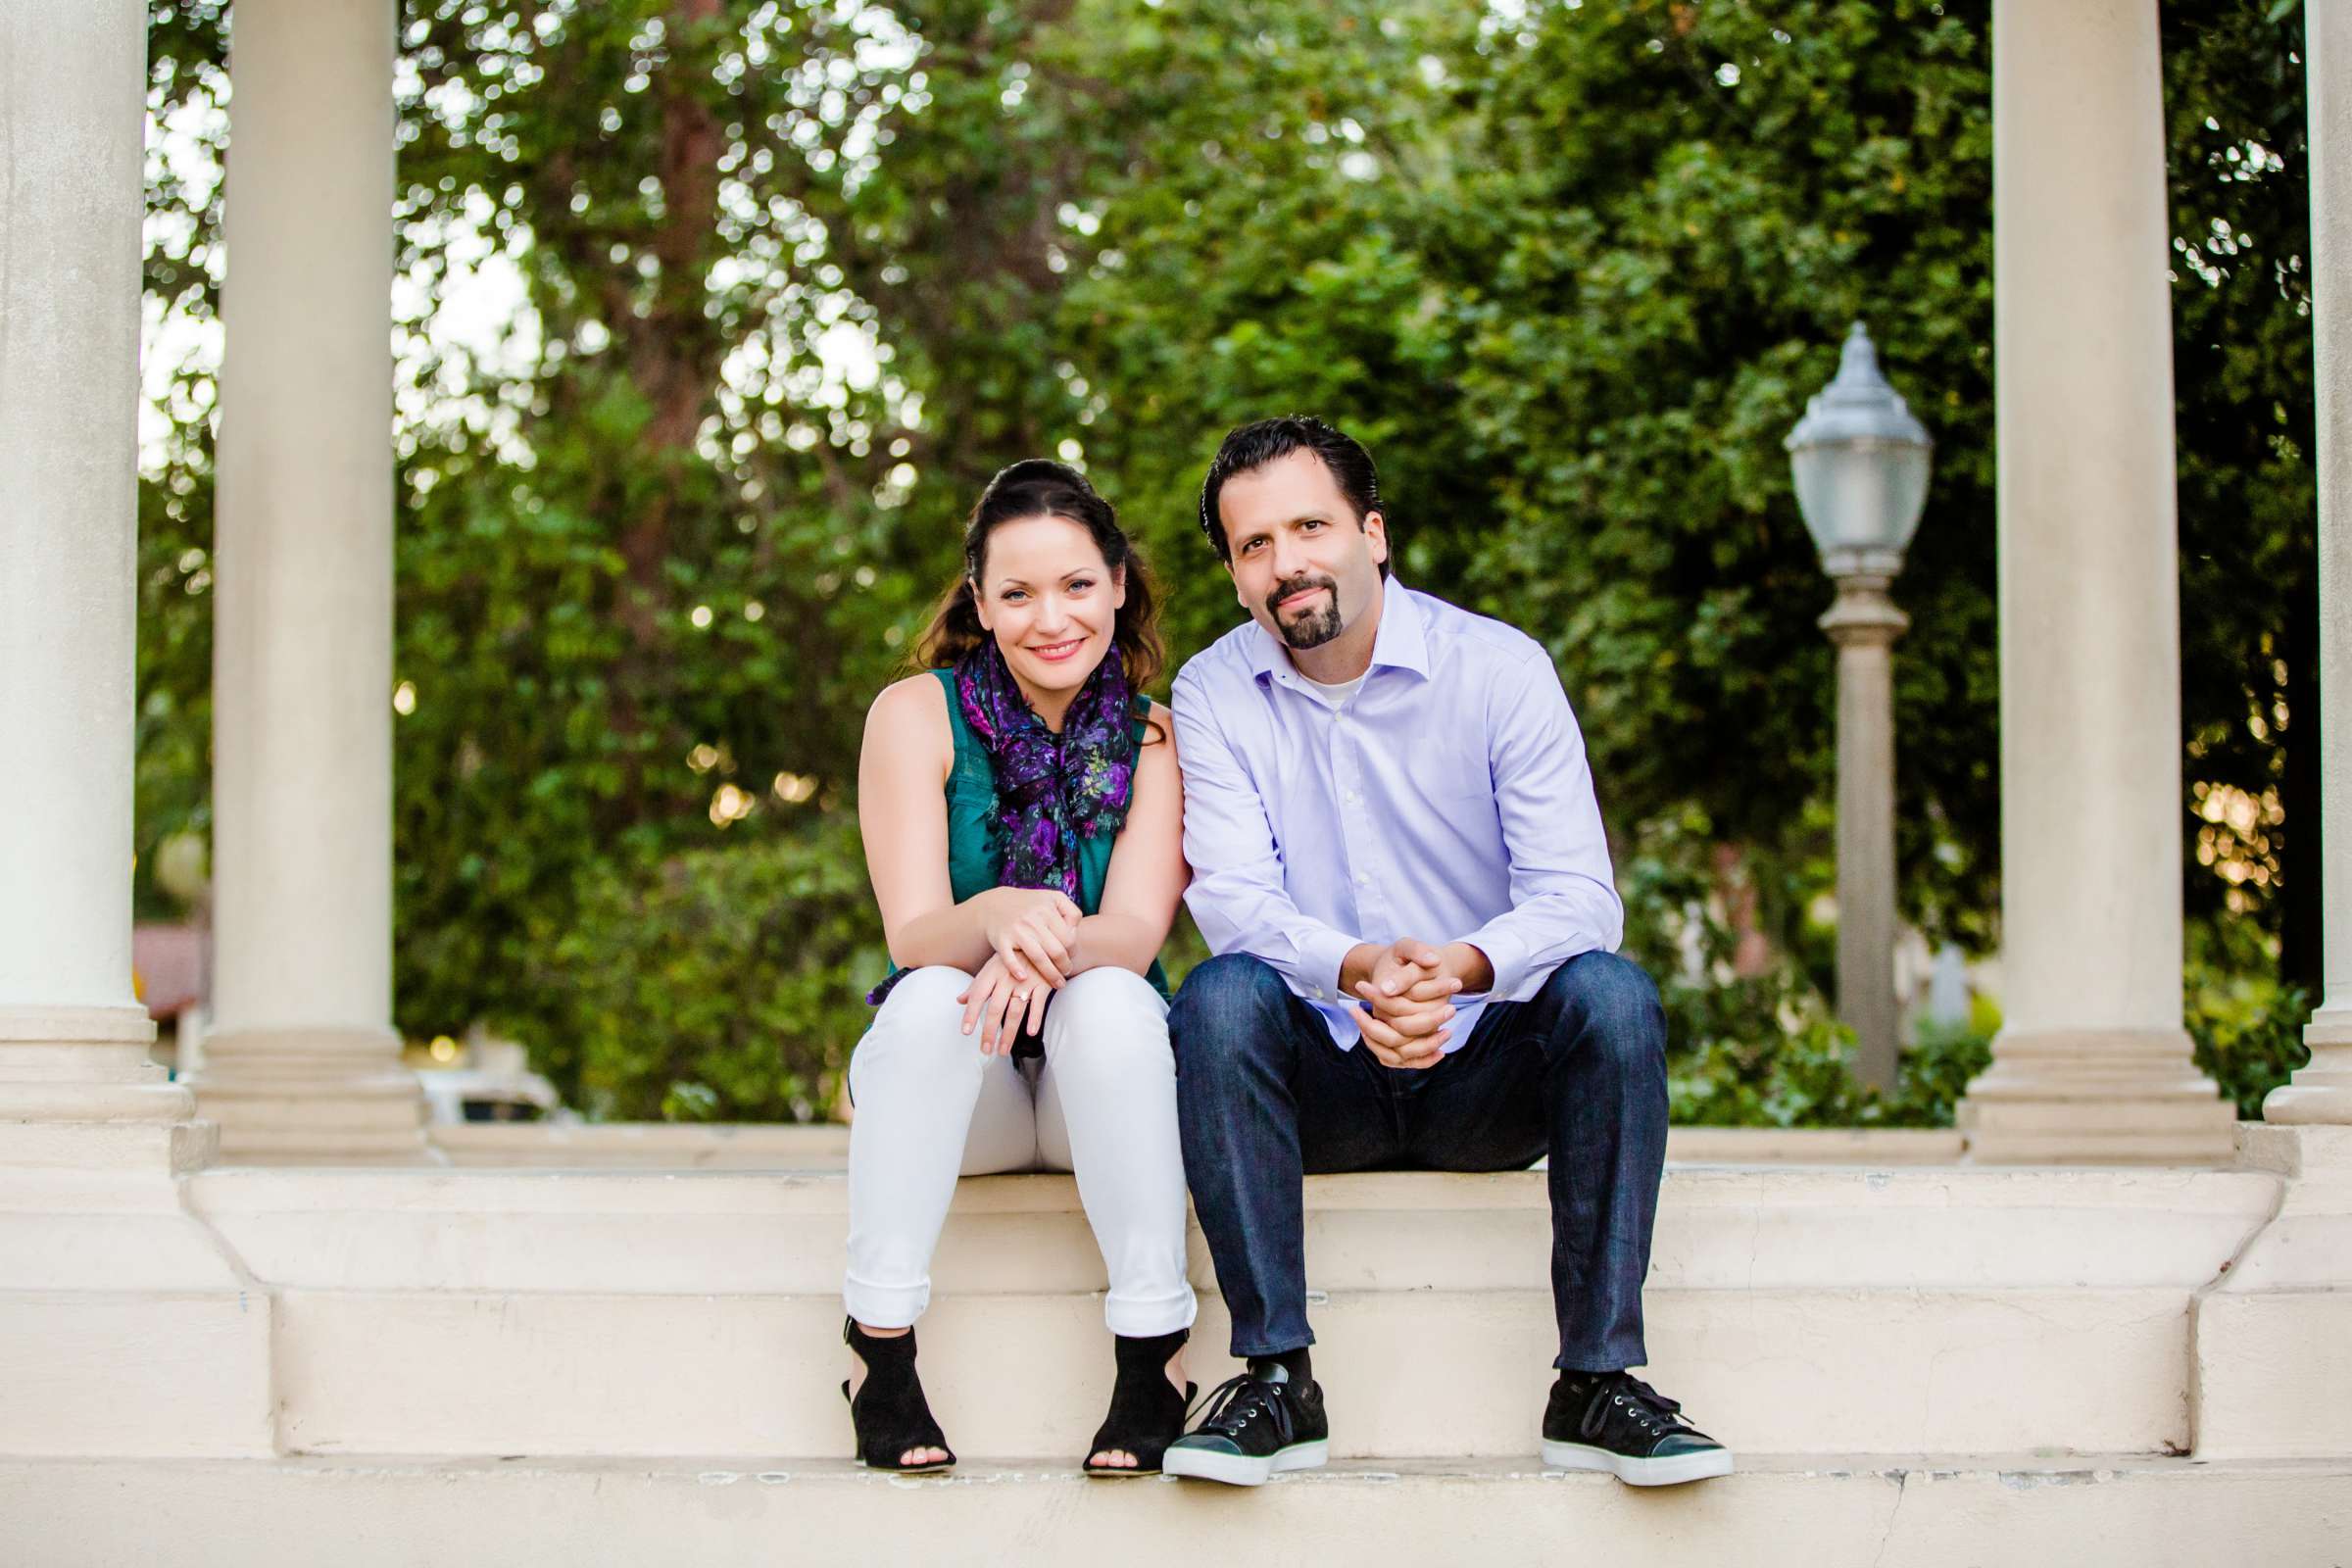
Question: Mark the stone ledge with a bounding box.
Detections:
[267,1284,2200,1458]
[186,1163,2281,1295]
[422,1122,1975,1169]
[190,1163,2276,1459]
[4,1454,2344,1566]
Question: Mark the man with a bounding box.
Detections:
[1158,416,1730,1488]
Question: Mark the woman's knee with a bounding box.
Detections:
[1044,967,1166,1046]
[882,965,977,1011]
[851,967,982,1086]
[1041,972,1172,1099]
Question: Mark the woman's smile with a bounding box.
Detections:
[1026,636,1087,663]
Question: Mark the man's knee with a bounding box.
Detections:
[1540,952,1667,1072]
[1167,953,1292,1072]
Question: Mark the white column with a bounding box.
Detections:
[191,0,429,1161]
[0,0,206,1157]
[2269,0,2352,1125]
[0,0,276,1457]
[1960,0,2234,1162]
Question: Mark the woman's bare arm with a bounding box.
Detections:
[859,675,996,974]
[860,674,1082,981]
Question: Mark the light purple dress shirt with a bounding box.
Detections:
[1171,581,1625,1052]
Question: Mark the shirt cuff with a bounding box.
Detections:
[1456,924,1532,1003]
[1296,925,1361,1006]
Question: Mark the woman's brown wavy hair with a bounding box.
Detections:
[913,459,1166,693]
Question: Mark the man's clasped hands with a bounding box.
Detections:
[1340,936,1488,1068]
[947,887,1488,1067]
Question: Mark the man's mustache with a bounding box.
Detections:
[1265,573,1338,616]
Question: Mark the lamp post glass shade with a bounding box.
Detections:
[1787,322,1935,579]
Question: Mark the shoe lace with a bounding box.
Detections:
[1578,1373,1691,1445]
[1190,1371,1297,1448]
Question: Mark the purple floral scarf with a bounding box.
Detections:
[956,637,1139,900]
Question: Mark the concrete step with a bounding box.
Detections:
[191,1164,2275,1294]
[6,1454,2347,1566]
[182,1163,2278,1461]
[424,1121,1973,1168]
[269,1283,2204,1459]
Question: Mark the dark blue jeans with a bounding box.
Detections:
[1168,950,1669,1373]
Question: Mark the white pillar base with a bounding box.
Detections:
[2261,1012,2352,1125]
[1961,1027,2237,1164]
[0,1004,206,1159]
[2192,1124,2352,1457]
[192,1027,436,1164]
[0,1009,277,1458]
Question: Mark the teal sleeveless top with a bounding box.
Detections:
[880,668,1171,1002]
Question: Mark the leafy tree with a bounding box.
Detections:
[2164,3,2320,989]
[1051,0,1999,970]
[130,0,2319,1118]
[135,2,232,919]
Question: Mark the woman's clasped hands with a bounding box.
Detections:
[956,886,1082,1054]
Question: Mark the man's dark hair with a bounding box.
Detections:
[1197,416,1390,577]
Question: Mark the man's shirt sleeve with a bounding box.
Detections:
[1455,647,1626,1001]
[1173,666,1362,1004]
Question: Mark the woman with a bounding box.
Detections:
[842,459,1195,1477]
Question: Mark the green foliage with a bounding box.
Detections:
[135,469,216,916]
[1666,1007,1992,1132]
[1057,0,2003,947]
[2185,917,2313,1118]
[1462,3,2003,949]
[2189,973,2312,1121]
[130,0,2318,1123]
[378,2,931,1089]
[1619,808,1988,1129]
[134,3,229,918]
[2162,7,2322,981]
[541,818,887,1122]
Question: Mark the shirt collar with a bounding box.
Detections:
[1366,577,1431,678]
[1248,576,1431,686]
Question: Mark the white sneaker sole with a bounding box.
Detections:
[1541,1440,1735,1487]
[1163,1439,1330,1487]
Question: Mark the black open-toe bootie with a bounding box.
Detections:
[841,1317,956,1474]
[1083,1327,1196,1477]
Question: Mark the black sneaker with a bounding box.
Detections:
[1541,1370,1733,1486]
[1161,1361,1330,1487]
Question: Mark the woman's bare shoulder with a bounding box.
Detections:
[868,671,949,727]
[864,672,953,777]
[1135,699,1179,774]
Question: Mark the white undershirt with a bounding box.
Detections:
[1295,668,1369,709]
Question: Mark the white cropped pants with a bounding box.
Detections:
[844,964,1198,1337]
